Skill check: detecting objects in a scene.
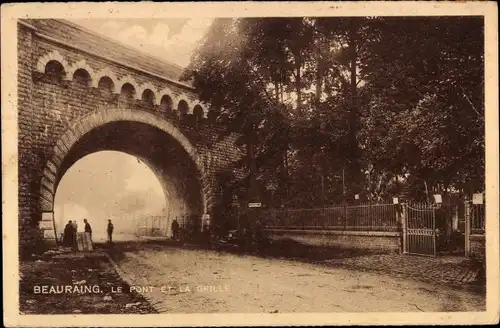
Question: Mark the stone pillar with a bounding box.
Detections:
[39,212,58,248]
[401,203,408,254]
[18,22,38,254]
[452,205,459,231]
[464,199,471,258]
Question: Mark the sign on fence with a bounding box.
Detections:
[433,194,442,204]
[248,202,262,208]
[392,197,399,204]
[472,193,484,205]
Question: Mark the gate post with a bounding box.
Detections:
[464,198,471,258]
[401,203,407,254]
[432,208,437,257]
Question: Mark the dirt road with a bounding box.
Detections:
[111,244,485,313]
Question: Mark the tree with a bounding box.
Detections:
[360,16,484,196]
[182,16,485,210]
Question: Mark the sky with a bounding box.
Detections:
[54,151,166,241]
[70,18,215,67]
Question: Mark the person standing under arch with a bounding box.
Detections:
[171,218,180,241]
[84,219,92,241]
[63,220,74,247]
[107,219,114,243]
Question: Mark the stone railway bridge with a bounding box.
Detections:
[17,19,242,251]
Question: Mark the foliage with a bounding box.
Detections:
[360,16,484,197]
[182,16,485,208]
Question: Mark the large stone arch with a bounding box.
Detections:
[38,107,212,243]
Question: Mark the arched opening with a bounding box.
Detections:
[43,112,206,243]
[54,151,167,242]
[72,68,91,87]
[120,83,136,104]
[193,105,204,124]
[44,60,66,83]
[178,100,189,121]
[97,76,115,96]
[160,95,173,115]
[141,89,156,107]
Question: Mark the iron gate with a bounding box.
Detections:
[403,203,437,257]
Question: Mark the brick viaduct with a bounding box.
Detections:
[17,19,242,251]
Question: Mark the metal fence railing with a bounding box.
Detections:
[135,214,201,238]
[263,203,399,232]
[470,203,485,234]
[135,215,168,237]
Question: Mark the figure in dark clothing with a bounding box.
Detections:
[171,219,180,240]
[84,219,92,241]
[63,220,74,247]
[71,220,78,248]
[107,219,114,243]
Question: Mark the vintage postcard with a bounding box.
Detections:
[2,1,499,326]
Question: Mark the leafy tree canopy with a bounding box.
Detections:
[182,16,485,207]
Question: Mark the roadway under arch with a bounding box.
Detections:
[39,108,208,243]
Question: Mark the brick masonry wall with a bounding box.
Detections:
[266,230,402,253]
[469,235,485,260]
[18,24,41,254]
[17,21,242,251]
[34,38,194,103]
[32,19,185,85]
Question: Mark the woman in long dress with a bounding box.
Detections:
[63,220,74,246]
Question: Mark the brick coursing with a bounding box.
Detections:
[31,19,185,84]
[18,24,42,254]
[17,21,242,252]
[34,39,194,103]
[469,236,485,260]
[268,231,401,252]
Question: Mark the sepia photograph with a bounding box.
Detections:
[2,1,498,327]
